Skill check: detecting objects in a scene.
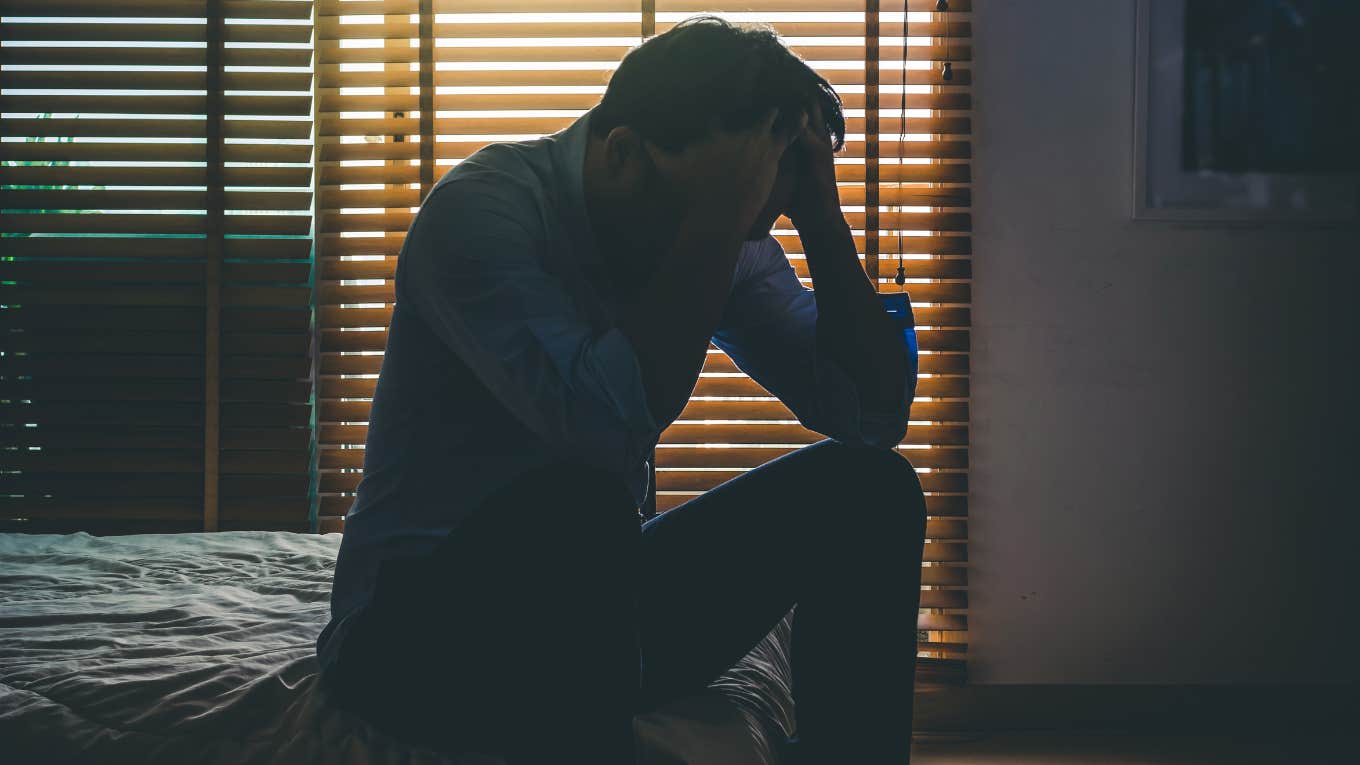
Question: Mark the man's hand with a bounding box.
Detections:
[643,108,804,237]
[785,101,845,234]
[618,110,804,429]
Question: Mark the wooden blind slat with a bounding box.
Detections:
[0,21,310,44]
[1,70,309,91]
[0,0,313,19]
[2,117,313,140]
[0,45,312,67]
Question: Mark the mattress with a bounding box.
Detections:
[0,531,796,765]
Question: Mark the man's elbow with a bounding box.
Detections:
[855,395,911,450]
[854,419,908,451]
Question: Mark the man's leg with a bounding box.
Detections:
[327,461,642,765]
[637,439,927,764]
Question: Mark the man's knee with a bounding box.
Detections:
[770,442,926,578]
[808,438,919,485]
[807,439,926,529]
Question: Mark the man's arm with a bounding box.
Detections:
[798,215,908,415]
[711,237,910,448]
[614,109,801,428]
[786,103,909,417]
[707,99,914,448]
[613,207,747,429]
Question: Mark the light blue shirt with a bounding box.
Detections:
[319,108,912,669]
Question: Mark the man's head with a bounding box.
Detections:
[586,16,845,243]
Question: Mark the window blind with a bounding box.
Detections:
[1,0,317,533]
[317,0,968,682]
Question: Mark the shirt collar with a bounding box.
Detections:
[549,107,604,270]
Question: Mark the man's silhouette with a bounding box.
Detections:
[318,17,927,765]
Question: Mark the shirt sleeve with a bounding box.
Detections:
[711,236,912,449]
[396,175,659,474]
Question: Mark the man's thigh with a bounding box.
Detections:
[331,461,643,752]
[637,439,920,707]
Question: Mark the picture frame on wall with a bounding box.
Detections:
[1132,0,1359,222]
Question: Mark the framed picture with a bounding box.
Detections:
[1133,0,1360,222]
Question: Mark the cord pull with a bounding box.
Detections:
[937,1,952,81]
[895,265,907,286]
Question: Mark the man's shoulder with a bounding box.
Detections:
[397,138,561,280]
[407,140,563,252]
[427,137,556,210]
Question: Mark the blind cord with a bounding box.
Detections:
[939,0,953,82]
[894,0,951,290]
[894,1,913,288]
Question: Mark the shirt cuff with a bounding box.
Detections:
[812,352,911,449]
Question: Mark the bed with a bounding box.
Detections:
[0,531,797,765]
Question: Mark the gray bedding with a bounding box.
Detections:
[0,531,795,764]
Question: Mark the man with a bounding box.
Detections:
[318,17,927,765]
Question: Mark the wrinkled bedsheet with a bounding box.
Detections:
[0,532,795,765]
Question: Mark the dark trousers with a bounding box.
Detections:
[325,439,927,764]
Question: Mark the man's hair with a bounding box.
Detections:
[591,16,846,153]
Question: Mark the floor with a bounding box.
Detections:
[910,732,1349,765]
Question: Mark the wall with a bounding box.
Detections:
[968,0,1358,684]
